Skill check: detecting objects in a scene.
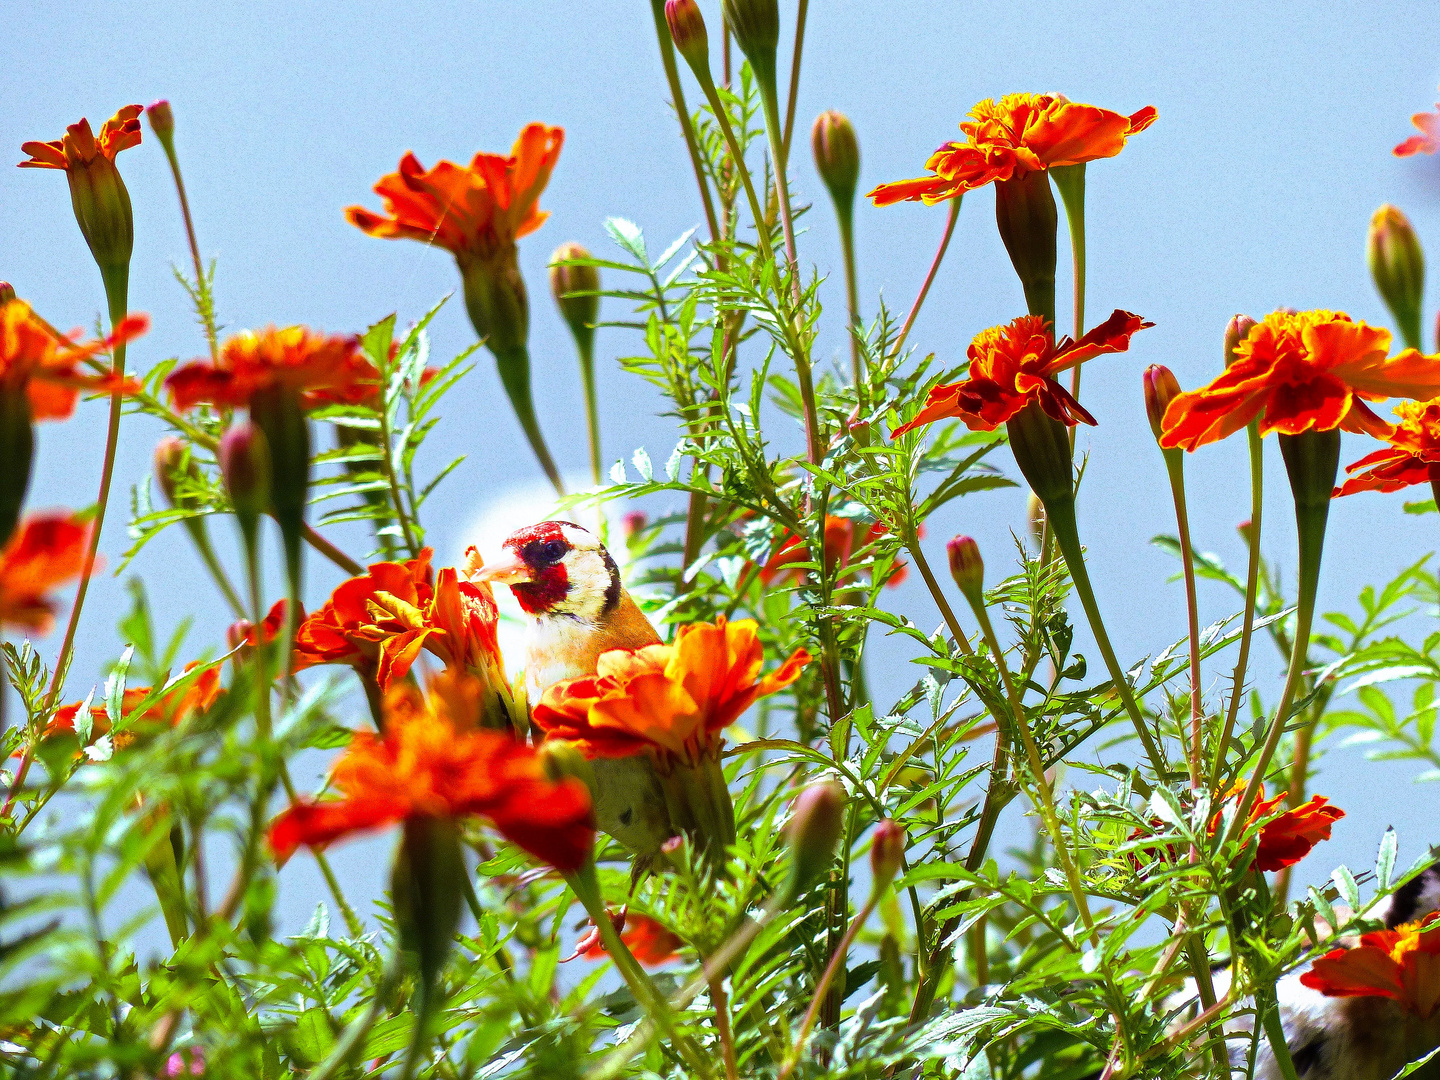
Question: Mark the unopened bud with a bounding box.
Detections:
[784,779,845,899]
[1237,519,1255,547]
[1142,364,1182,443]
[145,100,175,145]
[219,419,271,528]
[1369,204,1426,350]
[869,819,905,891]
[154,436,200,509]
[665,0,710,74]
[812,111,860,215]
[549,242,600,354]
[538,739,595,795]
[721,0,780,87]
[622,511,647,542]
[947,535,984,604]
[1224,315,1257,368]
[0,283,14,305]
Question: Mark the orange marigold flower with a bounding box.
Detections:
[1334,400,1440,498]
[1395,91,1440,157]
[42,661,222,752]
[891,310,1152,438]
[267,676,595,872]
[1300,912,1440,1018]
[294,550,436,683]
[0,512,93,633]
[532,617,810,767]
[760,516,854,587]
[1,299,147,421]
[300,348,439,411]
[345,124,563,259]
[868,93,1156,206]
[165,325,370,412]
[228,599,294,650]
[1160,310,1440,451]
[574,908,682,967]
[19,106,142,171]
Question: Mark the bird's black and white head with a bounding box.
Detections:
[472,520,621,623]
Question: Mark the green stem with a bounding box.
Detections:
[778,893,879,1080]
[1213,422,1263,789]
[648,0,722,247]
[577,336,603,487]
[891,196,960,360]
[494,344,564,496]
[183,521,248,621]
[837,206,863,399]
[377,379,420,558]
[693,70,775,268]
[1258,984,1301,1080]
[905,535,975,655]
[43,266,131,715]
[1162,450,1204,788]
[302,522,364,576]
[156,127,219,361]
[1046,498,1169,776]
[779,0,809,165]
[1053,163,1086,452]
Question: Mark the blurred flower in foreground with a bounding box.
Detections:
[1301,913,1440,1017]
[19,105,143,278]
[268,675,595,871]
[1395,90,1440,157]
[868,93,1155,206]
[39,661,221,753]
[166,325,368,411]
[1160,310,1440,451]
[760,516,853,587]
[1334,401,1440,498]
[891,310,1151,438]
[0,512,93,633]
[573,908,682,967]
[0,299,148,421]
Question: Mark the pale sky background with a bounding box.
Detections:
[4,1,1440,939]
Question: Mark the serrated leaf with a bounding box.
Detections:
[665,442,685,481]
[609,459,626,483]
[1332,865,1361,911]
[105,646,134,729]
[632,447,653,481]
[1377,828,1398,891]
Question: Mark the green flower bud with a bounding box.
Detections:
[219,419,271,534]
[946,536,984,605]
[721,0,780,87]
[994,171,1058,327]
[1369,204,1426,350]
[812,111,860,218]
[1224,315,1257,368]
[549,242,600,355]
[784,779,845,901]
[145,100,175,146]
[869,819,905,892]
[1142,364,1182,443]
[665,0,711,74]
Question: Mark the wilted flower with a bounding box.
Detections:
[1160,310,1440,451]
[891,310,1151,438]
[0,512,93,633]
[268,674,595,872]
[868,94,1156,206]
[1300,913,1440,1017]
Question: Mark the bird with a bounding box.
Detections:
[471,520,674,860]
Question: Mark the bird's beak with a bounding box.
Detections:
[470,550,533,586]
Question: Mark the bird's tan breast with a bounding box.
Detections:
[524,590,661,703]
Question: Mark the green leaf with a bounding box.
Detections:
[1332,865,1361,911]
[1377,827,1398,891]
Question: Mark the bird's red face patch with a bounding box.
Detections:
[504,521,576,614]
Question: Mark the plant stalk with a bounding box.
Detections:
[891,197,961,361]
[1213,421,1264,789]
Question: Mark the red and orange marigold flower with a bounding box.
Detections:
[0,512,94,633]
[574,909,683,967]
[166,326,370,412]
[1334,401,1440,498]
[532,617,810,768]
[760,516,854,587]
[1395,90,1440,157]
[41,661,222,752]
[345,123,563,259]
[891,310,1152,438]
[1301,912,1440,1018]
[268,675,595,872]
[19,105,142,173]
[1160,311,1440,451]
[1,299,146,421]
[868,93,1156,206]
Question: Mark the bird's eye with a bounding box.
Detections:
[540,539,567,563]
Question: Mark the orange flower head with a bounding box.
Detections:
[1395,91,1440,157]
[300,344,439,411]
[759,516,854,587]
[0,512,94,633]
[1301,913,1440,1018]
[267,674,595,872]
[0,299,147,421]
[533,617,810,768]
[575,908,682,967]
[1335,400,1440,498]
[1160,310,1440,451]
[891,310,1152,438]
[869,93,1156,206]
[165,325,370,412]
[228,599,294,650]
[345,124,564,262]
[19,106,142,172]
[294,550,435,684]
[42,661,222,753]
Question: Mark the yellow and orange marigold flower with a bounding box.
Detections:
[532,617,810,767]
[294,550,435,680]
[1160,311,1440,451]
[869,93,1156,206]
[891,310,1152,438]
[1395,90,1440,157]
[19,106,143,171]
[268,675,595,872]
[41,661,222,752]
[1,299,147,421]
[345,124,563,259]
[1334,401,1440,498]
[0,512,94,633]
[1301,913,1440,1018]
[165,326,370,412]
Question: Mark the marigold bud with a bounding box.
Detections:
[665,0,710,73]
[784,779,845,900]
[219,419,271,528]
[549,242,600,353]
[0,283,14,305]
[870,819,905,891]
[1142,364,1182,442]
[995,171,1058,326]
[1369,204,1426,350]
[623,511,647,542]
[1224,315,1257,368]
[154,436,199,509]
[538,739,596,795]
[145,100,175,144]
[947,536,984,604]
[812,111,860,215]
[394,816,465,1003]
[721,0,780,86]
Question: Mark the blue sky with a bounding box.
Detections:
[4,0,1440,926]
